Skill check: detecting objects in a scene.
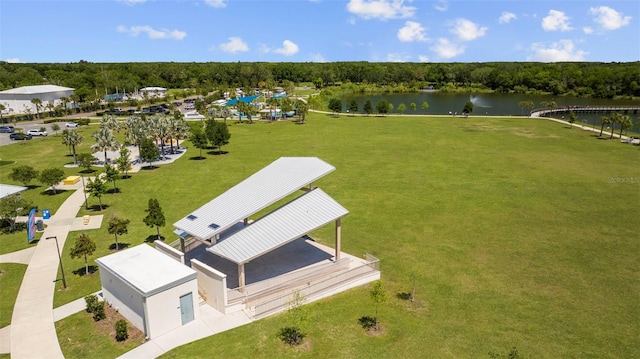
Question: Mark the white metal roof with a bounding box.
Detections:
[0,85,74,95]
[96,244,197,297]
[173,157,335,241]
[207,188,348,264]
[0,183,27,199]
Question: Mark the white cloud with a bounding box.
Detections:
[431,38,464,59]
[583,27,594,34]
[542,10,572,31]
[219,37,249,53]
[499,11,517,24]
[204,0,227,8]
[310,53,326,62]
[418,55,429,62]
[434,0,447,12]
[116,25,186,40]
[5,58,22,63]
[451,18,487,41]
[386,53,410,62]
[398,21,427,42]
[346,0,415,21]
[589,6,631,31]
[117,0,147,5]
[529,39,587,62]
[273,40,300,56]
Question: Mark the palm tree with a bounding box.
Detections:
[598,115,611,137]
[91,127,120,163]
[100,114,120,132]
[125,115,144,155]
[618,115,632,138]
[295,99,309,124]
[609,113,621,139]
[146,114,169,158]
[62,129,83,164]
[0,104,5,123]
[31,98,43,119]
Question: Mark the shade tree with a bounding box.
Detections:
[39,167,65,194]
[9,165,38,187]
[70,233,96,276]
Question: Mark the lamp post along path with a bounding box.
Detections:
[46,236,67,289]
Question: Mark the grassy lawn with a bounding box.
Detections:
[0,263,27,327]
[2,113,639,357]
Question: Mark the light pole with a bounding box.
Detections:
[80,174,88,210]
[46,236,67,289]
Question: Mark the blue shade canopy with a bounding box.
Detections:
[225,94,261,106]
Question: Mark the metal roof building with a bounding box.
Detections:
[174,157,348,288]
[173,157,335,242]
[0,85,74,115]
[0,184,28,199]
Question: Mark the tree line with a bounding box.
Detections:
[1,61,638,102]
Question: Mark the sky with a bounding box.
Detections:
[1,0,638,63]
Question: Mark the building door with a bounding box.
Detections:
[179,292,194,325]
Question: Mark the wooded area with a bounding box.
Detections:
[1,61,638,101]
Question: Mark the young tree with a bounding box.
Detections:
[189,125,208,159]
[10,165,38,187]
[295,99,309,124]
[363,100,373,115]
[328,98,342,114]
[205,119,231,154]
[62,129,83,164]
[376,100,389,115]
[518,100,535,115]
[143,198,165,241]
[139,137,160,168]
[0,195,34,232]
[108,215,130,250]
[348,99,359,115]
[51,123,60,134]
[103,163,119,192]
[70,233,96,276]
[370,280,387,331]
[116,148,132,178]
[39,167,65,194]
[421,101,430,112]
[397,103,407,114]
[86,176,107,210]
[462,101,474,115]
[388,103,394,113]
[31,98,43,119]
[77,152,96,173]
[410,102,417,111]
[568,110,577,128]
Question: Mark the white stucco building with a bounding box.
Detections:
[96,244,199,339]
[0,85,74,115]
[139,87,167,98]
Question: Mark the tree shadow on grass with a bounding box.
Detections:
[40,189,68,196]
[109,242,130,251]
[89,204,109,211]
[189,156,207,160]
[72,265,98,276]
[26,184,41,190]
[106,188,120,194]
[144,235,164,243]
[207,150,228,156]
[140,165,158,171]
[396,292,412,301]
[79,169,97,174]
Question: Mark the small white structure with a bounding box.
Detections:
[139,87,167,98]
[183,110,205,120]
[0,85,74,115]
[96,244,199,339]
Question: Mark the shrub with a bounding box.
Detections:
[84,294,98,313]
[277,326,306,346]
[115,319,128,341]
[92,301,106,321]
[358,316,377,330]
[75,118,91,126]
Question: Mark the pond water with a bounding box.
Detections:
[341,92,640,132]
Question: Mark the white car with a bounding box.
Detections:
[27,129,48,136]
[65,122,79,128]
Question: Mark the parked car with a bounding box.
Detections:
[0,126,15,133]
[10,132,32,140]
[27,129,47,136]
[65,122,79,128]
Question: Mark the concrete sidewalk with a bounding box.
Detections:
[0,247,35,265]
[9,182,86,359]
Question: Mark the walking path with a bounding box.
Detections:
[0,247,35,265]
[9,181,86,359]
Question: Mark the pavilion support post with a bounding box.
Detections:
[335,218,341,261]
[244,218,248,226]
[180,237,185,253]
[238,263,246,292]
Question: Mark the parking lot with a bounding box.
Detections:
[0,121,63,147]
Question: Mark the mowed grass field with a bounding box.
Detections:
[1,113,638,358]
